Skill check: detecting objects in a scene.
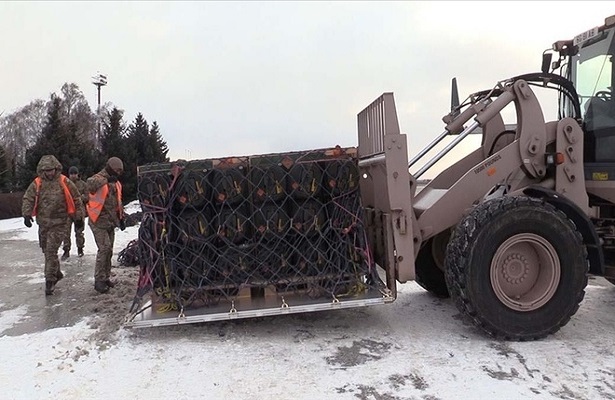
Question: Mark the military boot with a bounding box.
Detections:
[61,249,70,261]
[94,280,109,294]
[45,281,55,296]
[78,248,84,257]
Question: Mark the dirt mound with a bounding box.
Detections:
[85,266,141,349]
[0,192,23,220]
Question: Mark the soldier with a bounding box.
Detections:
[87,157,126,294]
[61,166,88,259]
[22,155,86,295]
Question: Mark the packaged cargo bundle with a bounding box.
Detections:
[138,170,172,213]
[323,159,360,197]
[251,202,290,240]
[250,164,287,203]
[287,162,323,200]
[130,146,382,326]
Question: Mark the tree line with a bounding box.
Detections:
[0,83,169,202]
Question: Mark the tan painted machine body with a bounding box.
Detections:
[357,15,615,339]
[128,16,615,340]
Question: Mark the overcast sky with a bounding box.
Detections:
[1,2,613,171]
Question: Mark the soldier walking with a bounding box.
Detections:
[22,155,86,295]
[86,157,126,294]
[61,166,88,259]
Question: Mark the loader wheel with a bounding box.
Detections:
[415,231,450,298]
[444,196,588,340]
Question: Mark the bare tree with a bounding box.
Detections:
[0,99,47,169]
[58,83,98,144]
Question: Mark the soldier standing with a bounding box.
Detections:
[86,157,126,294]
[22,155,86,295]
[61,166,88,259]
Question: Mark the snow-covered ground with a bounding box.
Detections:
[0,202,614,400]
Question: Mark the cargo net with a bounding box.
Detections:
[134,148,380,313]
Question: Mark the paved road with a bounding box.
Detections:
[1,232,615,400]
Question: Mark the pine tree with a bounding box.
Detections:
[149,121,169,162]
[20,97,65,187]
[122,113,151,202]
[64,119,103,180]
[19,96,102,189]
[101,107,127,158]
[127,113,150,165]
[121,114,171,202]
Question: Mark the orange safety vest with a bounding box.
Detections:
[87,177,123,223]
[32,175,76,217]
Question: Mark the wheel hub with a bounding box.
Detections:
[501,254,530,285]
[490,233,560,311]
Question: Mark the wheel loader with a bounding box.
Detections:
[126,15,615,341]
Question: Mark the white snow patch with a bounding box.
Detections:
[0,305,29,333]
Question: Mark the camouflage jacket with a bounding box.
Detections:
[22,155,86,227]
[86,168,124,229]
[70,178,88,207]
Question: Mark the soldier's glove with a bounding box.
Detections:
[119,219,126,231]
[74,219,84,230]
[23,216,33,228]
[107,175,118,184]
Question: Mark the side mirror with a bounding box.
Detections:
[541,53,553,74]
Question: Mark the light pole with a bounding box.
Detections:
[92,72,107,147]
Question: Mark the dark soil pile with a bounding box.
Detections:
[0,192,24,220]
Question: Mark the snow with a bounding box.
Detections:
[1,201,614,400]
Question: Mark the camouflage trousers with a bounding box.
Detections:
[62,218,85,252]
[90,223,115,282]
[38,222,65,283]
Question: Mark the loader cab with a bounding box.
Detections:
[567,18,615,162]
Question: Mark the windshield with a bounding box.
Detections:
[569,26,615,162]
[570,27,615,123]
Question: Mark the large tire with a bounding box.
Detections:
[444,196,588,340]
[416,232,450,298]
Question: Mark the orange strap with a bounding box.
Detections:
[32,175,76,217]
[117,180,123,219]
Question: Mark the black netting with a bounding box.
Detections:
[118,239,140,267]
[134,148,377,312]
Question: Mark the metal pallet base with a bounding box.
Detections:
[125,288,394,328]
